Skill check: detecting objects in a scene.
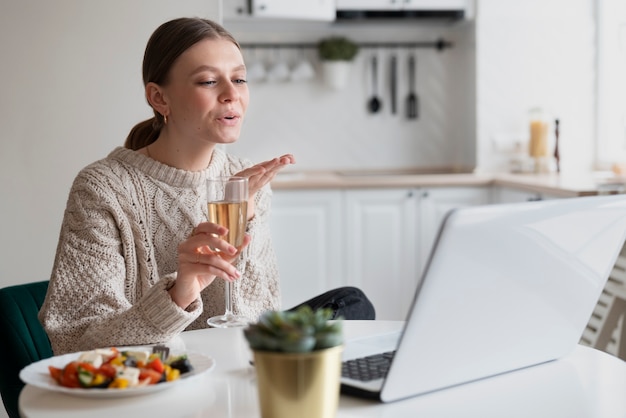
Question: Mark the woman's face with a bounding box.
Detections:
[162,38,249,145]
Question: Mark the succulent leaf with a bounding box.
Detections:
[244,306,343,353]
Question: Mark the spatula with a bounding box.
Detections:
[407,54,418,119]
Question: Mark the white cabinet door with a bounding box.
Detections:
[492,186,565,203]
[492,186,542,204]
[270,190,343,309]
[251,0,335,20]
[344,189,419,320]
[418,187,490,270]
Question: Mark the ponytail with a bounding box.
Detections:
[124,117,161,150]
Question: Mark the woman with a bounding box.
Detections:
[40,17,373,355]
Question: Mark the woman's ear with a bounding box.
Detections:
[145,82,168,116]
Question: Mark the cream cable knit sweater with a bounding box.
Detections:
[39,147,280,354]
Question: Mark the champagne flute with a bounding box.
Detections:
[206,176,251,328]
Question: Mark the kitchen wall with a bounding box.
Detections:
[0,0,596,292]
[475,0,595,175]
[0,0,221,294]
[224,17,477,172]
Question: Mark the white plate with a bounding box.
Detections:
[19,348,215,398]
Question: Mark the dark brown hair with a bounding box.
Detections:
[124,18,240,150]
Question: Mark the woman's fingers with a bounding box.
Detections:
[181,224,252,281]
[238,154,295,194]
[194,252,241,281]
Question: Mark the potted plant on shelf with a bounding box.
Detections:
[317,36,359,90]
[244,306,343,418]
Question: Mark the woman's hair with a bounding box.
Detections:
[124,18,240,150]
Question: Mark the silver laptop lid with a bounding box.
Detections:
[381,195,626,402]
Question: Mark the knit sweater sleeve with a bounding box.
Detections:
[39,166,201,355]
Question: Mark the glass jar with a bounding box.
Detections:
[528,107,550,173]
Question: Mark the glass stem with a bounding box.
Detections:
[224,281,234,316]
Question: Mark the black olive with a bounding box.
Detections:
[123,357,138,367]
[169,357,193,374]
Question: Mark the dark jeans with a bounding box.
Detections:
[287,286,376,320]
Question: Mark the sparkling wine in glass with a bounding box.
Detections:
[206,176,251,328]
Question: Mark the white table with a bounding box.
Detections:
[19,321,626,418]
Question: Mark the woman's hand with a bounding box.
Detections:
[168,222,251,309]
[235,154,296,220]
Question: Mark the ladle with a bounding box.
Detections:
[368,55,381,113]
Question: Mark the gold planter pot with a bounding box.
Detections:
[253,345,343,418]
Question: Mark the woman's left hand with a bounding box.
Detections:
[235,154,295,220]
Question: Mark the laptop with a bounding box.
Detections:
[340,194,626,402]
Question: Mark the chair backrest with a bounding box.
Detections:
[0,281,53,418]
[581,244,626,359]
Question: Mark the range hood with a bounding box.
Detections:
[336,0,468,22]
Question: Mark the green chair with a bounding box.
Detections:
[0,281,53,418]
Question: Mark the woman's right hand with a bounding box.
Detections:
[168,222,251,309]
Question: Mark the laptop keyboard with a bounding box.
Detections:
[341,351,396,382]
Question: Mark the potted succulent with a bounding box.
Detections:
[317,36,359,90]
[244,306,343,418]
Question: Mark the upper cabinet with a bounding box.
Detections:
[334,0,470,21]
[336,0,467,11]
[221,0,470,22]
[223,0,336,21]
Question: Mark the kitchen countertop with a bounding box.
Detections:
[271,169,626,198]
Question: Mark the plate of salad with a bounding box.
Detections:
[19,346,215,398]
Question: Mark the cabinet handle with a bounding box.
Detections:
[407,190,414,198]
[422,191,429,198]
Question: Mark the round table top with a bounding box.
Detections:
[19,321,626,418]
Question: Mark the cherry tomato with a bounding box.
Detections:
[60,362,81,388]
[147,358,165,374]
[48,366,63,383]
[138,368,162,385]
[97,363,117,379]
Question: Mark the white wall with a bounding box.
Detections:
[475,0,596,174]
[0,1,221,292]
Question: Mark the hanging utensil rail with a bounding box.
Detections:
[240,38,452,52]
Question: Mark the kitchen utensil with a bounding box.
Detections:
[407,54,418,119]
[390,54,397,114]
[368,55,381,113]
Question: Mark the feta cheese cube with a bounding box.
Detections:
[117,366,140,386]
[94,348,117,361]
[78,351,103,368]
[124,350,150,363]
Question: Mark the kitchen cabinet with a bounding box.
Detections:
[492,186,561,203]
[418,186,491,270]
[222,0,335,21]
[336,0,467,11]
[271,186,490,320]
[344,189,420,320]
[269,190,344,309]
